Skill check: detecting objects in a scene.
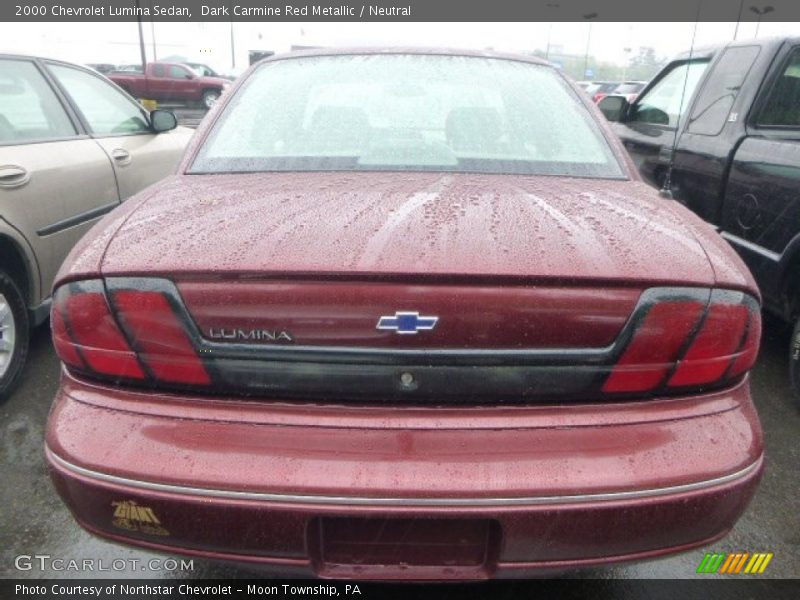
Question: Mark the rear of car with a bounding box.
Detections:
[45,50,764,579]
[611,81,647,103]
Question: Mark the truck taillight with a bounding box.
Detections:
[603,289,760,395]
[51,280,210,387]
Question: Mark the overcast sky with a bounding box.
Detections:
[1,21,798,72]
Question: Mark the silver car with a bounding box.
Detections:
[0,54,193,398]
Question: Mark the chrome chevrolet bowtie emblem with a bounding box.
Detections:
[376,311,439,335]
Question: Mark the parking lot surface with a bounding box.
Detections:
[1,316,798,581]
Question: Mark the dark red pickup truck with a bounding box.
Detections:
[109,62,230,108]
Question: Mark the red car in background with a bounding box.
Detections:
[108,61,230,108]
[46,49,763,579]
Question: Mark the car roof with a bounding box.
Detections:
[674,36,800,60]
[0,53,104,74]
[254,47,551,67]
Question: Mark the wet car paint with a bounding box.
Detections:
[42,49,766,578]
[2,323,797,580]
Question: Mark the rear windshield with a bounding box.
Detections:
[190,54,625,179]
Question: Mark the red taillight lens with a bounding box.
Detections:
[52,282,145,379]
[603,289,761,395]
[51,303,86,370]
[727,309,761,378]
[51,280,210,387]
[667,303,749,387]
[111,290,211,386]
[602,300,705,393]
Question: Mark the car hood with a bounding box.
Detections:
[96,172,727,287]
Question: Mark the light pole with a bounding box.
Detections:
[150,19,157,61]
[622,47,632,81]
[582,12,598,80]
[734,0,745,40]
[229,0,235,69]
[134,0,147,69]
[750,5,774,38]
[544,3,560,61]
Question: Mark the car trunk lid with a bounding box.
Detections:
[100,172,715,286]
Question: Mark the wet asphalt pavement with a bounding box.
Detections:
[1,316,798,585]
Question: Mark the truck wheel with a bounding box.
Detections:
[202,89,220,109]
[791,316,800,408]
[0,271,29,402]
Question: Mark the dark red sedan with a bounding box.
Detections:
[46,49,763,579]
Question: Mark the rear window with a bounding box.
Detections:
[687,46,760,136]
[190,54,625,179]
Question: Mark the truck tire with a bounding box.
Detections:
[0,270,29,402]
[791,316,800,408]
[202,89,220,109]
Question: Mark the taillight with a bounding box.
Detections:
[602,300,705,393]
[603,289,760,395]
[52,281,145,380]
[51,279,210,387]
[51,279,759,400]
[112,290,211,385]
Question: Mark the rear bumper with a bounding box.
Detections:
[46,371,764,579]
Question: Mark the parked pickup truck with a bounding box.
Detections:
[109,61,230,108]
[599,37,800,404]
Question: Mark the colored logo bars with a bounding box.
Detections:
[696,552,773,574]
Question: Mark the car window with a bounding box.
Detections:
[47,64,150,135]
[192,54,625,179]
[687,46,760,136]
[629,60,709,127]
[614,83,645,94]
[170,65,190,79]
[0,59,76,143]
[757,47,800,128]
[191,64,212,77]
[152,64,165,77]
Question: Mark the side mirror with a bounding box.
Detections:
[150,109,177,133]
[598,95,630,122]
[184,73,194,79]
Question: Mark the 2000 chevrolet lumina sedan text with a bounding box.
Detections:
[45,49,764,579]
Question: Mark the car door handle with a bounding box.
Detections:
[111,148,132,165]
[0,165,30,188]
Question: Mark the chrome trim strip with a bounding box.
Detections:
[721,232,781,263]
[47,448,762,507]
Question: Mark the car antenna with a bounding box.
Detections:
[660,0,702,200]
